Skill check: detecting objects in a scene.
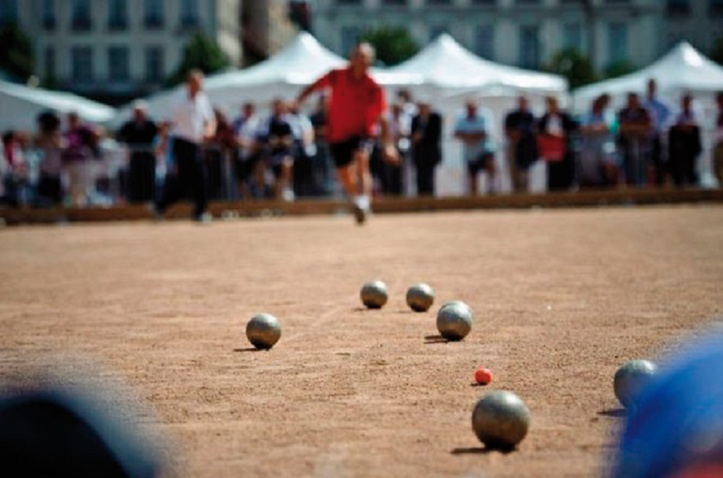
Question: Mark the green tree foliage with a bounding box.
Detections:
[0,24,35,82]
[545,49,597,90]
[359,26,419,67]
[603,59,635,79]
[712,36,723,66]
[166,32,230,86]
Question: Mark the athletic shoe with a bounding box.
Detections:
[352,203,373,225]
[282,188,295,202]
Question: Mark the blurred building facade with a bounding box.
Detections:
[0,0,298,104]
[663,0,723,55]
[310,0,708,72]
[0,0,244,102]
[243,0,301,66]
[1,0,721,105]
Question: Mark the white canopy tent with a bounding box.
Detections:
[388,34,567,95]
[573,41,723,112]
[111,32,421,128]
[386,34,569,195]
[0,79,116,132]
[572,41,723,186]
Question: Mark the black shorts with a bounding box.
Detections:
[329,136,376,169]
[468,153,494,176]
[235,153,259,182]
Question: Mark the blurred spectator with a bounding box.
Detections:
[257,98,295,201]
[714,92,723,188]
[504,96,538,193]
[287,99,316,198]
[617,93,653,187]
[309,93,333,197]
[410,100,443,196]
[578,94,619,188]
[667,94,701,187]
[396,89,419,120]
[1,130,28,207]
[454,100,497,195]
[116,101,159,204]
[537,96,577,191]
[154,69,217,222]
[153,121,173,203]
[33,110,66,206]
[232,102,263,200]
[395,89,418,197]
[377,102,409,196]
[643,79,672,187]
[61,112,101,207]
[208,108,237,200]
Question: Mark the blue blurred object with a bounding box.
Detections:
[612,328,723,478]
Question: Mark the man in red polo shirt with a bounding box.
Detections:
[297,42,398,224]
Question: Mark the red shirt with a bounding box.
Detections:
[311,67,386,143]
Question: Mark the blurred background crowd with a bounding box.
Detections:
[1,80,721,209]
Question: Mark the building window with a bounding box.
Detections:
[340,26,361,57]
[71,0,92,31]
[145,46,164,82]
[711,0,723,15]
[475,25,494,60]
[41,0,55,30]
[144,0,164,28]
[562,23,582,52]
[71,46,93,82]
[180,0,199,27]
[519,25,541,69]
[428,25,448,41]
[108,0,128,30]
[666,0,691,15]
[0,0,18,25]
[44,46,55,79]
[108,46,129,81]
[607,22,628,63]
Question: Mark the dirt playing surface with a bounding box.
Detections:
[1,205,722,478]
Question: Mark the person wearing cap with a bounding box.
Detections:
[117,100,159,203]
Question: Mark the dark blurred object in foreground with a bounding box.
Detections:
[0,387,161,478]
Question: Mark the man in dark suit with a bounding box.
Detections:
[117,101,158,203]
[411,101,443,196]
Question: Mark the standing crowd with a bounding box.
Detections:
[2,63,722,217]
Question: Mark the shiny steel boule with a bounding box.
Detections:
[472,390,531,450]
[360,280,388,309]
[614,359,658,409]
[406,283,435,312]
[436,302,473,341]
[246,313,282,350]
